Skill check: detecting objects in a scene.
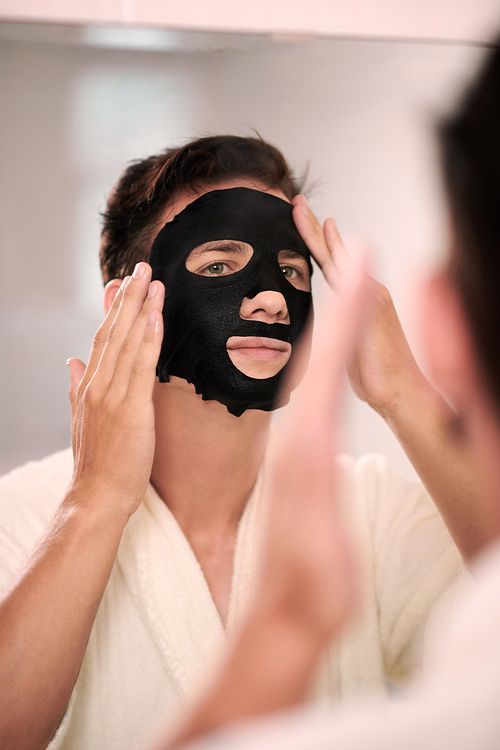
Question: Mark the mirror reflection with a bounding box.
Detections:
[0,23,483,473]
[0,19,492,750]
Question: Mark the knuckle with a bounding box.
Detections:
[123,280,136,299]
[93,326,106,348]
[101,391,120,415]
[120,337,137,357]
[82,383,100,409]
[142,321,157,344]
[107,322,119,342]
[131,360,149,379]
[81,385,93,405]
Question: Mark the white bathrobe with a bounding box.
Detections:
[181,542,500,750]
[0,448,462,750]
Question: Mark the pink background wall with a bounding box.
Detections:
[0,0,499,43]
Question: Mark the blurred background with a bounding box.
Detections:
[0,18,487,476]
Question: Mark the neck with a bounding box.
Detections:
[151,377,271,536]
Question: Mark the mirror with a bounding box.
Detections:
[0,21,485,475]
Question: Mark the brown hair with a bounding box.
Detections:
[100,135,301,284]
[439,43,500,412]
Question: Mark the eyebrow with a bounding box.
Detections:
[279,249,309,262]
[188,240,252,260]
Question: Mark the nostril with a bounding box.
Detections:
[239,291,290,323]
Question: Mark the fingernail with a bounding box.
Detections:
[147,309,157,326]
[299,205,308,216]
[147,282,158,298]
[133,263,146,279]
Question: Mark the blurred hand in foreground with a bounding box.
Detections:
[153,247,371,750]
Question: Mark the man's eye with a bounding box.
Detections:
[281,265,300,279]
[203,262,229,275]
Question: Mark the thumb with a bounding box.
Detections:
[67,357,87,420]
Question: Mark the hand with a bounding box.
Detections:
[0,265,165,750]
[293,195,423,417]
[258,254,369,642]
[292,198,485,564]
[67,263,164,520]
[155,251,371,750]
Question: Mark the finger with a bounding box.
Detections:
[90,263,154,391]
[67,358,87,420]
[125,306,164,404]
[109,281,165,401]
[289,253,371,435]
[323,217,355,278]
[79,276,129,396]
[309,259,369,420]
[292,197,337,287]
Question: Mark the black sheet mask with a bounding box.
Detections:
[150,187,313,416]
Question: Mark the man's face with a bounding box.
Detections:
[150,181,313,417]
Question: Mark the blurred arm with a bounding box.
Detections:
[153,255,369,749]
[293,196,483,562]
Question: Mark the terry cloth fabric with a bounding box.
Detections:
[181,541,500,750]
[0,448,462,750]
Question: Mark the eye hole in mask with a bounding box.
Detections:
[276,249,311,292]
[185,240,254,278]
[185,240,311,292]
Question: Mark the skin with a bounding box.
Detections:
[153,253,370,750]
[185,239,309,378]
[155,235,500,750]
[103,179,310,621]
[0,177,298,750]
[292,195,484,562]
[0,267,166,750]
[103,180,303,624]
[0,178,487,750]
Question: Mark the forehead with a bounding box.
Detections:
[152,187,309,264]
[162,179,290,223]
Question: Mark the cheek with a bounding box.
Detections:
[287,292,313,338]
[180,279,244,333]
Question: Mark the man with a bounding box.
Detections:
[150,44,500,750]
[0,136,478,750]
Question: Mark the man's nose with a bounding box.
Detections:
[239,291,290,324]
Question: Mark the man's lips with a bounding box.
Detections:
[226,336,292,361]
